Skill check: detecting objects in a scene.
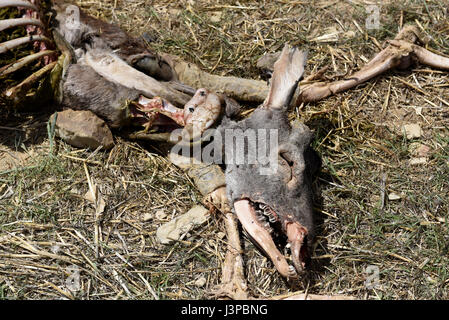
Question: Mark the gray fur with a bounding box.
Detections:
[61,64,139,128]
[220,108,320,243]
[52,1,181,128]
[52,0,174,81]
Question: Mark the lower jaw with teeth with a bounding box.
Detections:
[233,199,307,279]
[286,221,308,273]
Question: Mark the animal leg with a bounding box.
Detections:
[161,53,270,103]
[81,49,191,107]
[296,25,449,104]
[205,188,248,300]
[168,154,248,299]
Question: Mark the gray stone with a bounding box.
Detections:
[409,157,428,165]
[156,205,209,244]
[388,193,402,201]
[155,209,167,220]
[51,109,114,150]
[194,277,207,287]
[409,142,431,157]
[401,123,422,140]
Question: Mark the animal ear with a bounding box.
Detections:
[263,44,308,110]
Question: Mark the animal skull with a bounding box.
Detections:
[219,45,321,278]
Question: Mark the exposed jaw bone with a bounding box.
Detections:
[233,200,297,279]
[285,221,308,273]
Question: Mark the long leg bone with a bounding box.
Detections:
[207,188,248,300]
[296,25,449,104]
[391,40,449,70]
[168,154,248,299]
[162,53,270,103]
[81,49,191,107]
[245,26,449,106]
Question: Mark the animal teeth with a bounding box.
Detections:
[263,222,273,233]
[269,215,277,223]
[288,265,297,277]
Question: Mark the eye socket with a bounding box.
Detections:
[278,151,293,185]
[279,151,294,167]
[199,90,206,97]
[280,149,306,180]
[189,107,195,113]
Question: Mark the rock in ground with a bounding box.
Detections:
[401,123,422,140]
[50,109,114,150]
[156,205,209,244]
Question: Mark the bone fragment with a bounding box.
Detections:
[156,205,209,244]
[0,50,55,76]
[0,0,38,10]
[0,35,51,54]
[0,18,43,32]
[5,61,57,100]
[234,200,293,278]
[296,25,449,104]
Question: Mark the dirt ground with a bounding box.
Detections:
[0,0,448,299]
